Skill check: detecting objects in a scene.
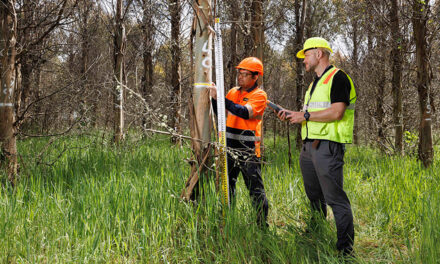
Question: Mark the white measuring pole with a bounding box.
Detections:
[214,17,229,208]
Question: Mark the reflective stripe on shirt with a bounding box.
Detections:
[226,132,261,142]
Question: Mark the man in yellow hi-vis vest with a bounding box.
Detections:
[278,37,356,256]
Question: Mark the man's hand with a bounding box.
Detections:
[286,111,306,124]
[209,83,217,100]
[277,109,306,124]
[277,109,294,121]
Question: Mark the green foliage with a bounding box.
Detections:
[0,134,439,263]
[404,130,419,156]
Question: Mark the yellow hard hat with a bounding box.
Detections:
[296,37,333,59]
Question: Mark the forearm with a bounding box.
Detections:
[212,98,250,119]
[308,107,345,122]
[225,99,250,119]
[280,103,346,124]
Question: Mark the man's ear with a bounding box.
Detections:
[317,49,322,59]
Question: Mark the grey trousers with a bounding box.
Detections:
[300,140,354,251]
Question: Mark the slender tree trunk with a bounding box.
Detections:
[375,30,386,150]
[294,0,306,150]
[113,0,126,143]
[412,0,433,167]
[228,1,238,88]
[243,0,253,53]
[287,123,292,168]
[390,0,403,154]
[80,1,91,127]
[169,0,182,143]
[251,0,264,63]
[16,60,31,120]
[0,0,18,185]
[273,117,276,148]
[182,0,212,201]
[141,0,154,130]
[366,5,374,144]
[351,17,360,144]
[251,0,265,156]
[14,0,32,122]
[33,65,42,129]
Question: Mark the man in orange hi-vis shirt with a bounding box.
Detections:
[210,57,269,228]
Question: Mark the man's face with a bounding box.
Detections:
[237,69,257,89]
[303,49,319,72]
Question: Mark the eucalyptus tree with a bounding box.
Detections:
[412,0,434,167]
[0,0,18,184]
[168,0,182,142]
[182,0,212,201]
[113,0,134,143]
[139,0,156,128]
[390,0,404,154]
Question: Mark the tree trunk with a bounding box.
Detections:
[228,1,238,89]
[169,0,182,143]
[390,0,403,154]
[182,0,212,201]
[80,1,91,127]
[412,0,433,167]
[243,0,252,54]
[375,28,386,150]
[0,0,18,185]
[251,0,265,156]
[141,0,154,130]
[294,0,306,150]
[351,16,359,144]
[113,0,126,143]
[251,0,264,64]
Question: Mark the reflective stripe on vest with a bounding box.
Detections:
[306,101,356,110]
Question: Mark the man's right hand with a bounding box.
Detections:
[277,109,294,121]
[209,83,217,100]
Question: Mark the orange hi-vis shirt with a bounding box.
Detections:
[226,86,267,157]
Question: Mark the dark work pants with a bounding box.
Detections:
[300,140,354,251]
[227,152,269,226]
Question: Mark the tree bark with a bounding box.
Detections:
[243,0,253,54]
[390,0,403,154]
[412,0,433,167]
[294,0,306,150]
[0,0,18,185]
[169,0,182,143]
[141,0,154,130]
[113,0,126,143]
[228,1,238,89]
[251,0,264,62]
[182,0,212,201]
[375,38,386,150]
[351,14,359,144]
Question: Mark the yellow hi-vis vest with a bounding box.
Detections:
[301,67,356,143]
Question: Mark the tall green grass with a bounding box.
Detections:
[0,133,438,263]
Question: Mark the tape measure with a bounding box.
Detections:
[214,17,229,209]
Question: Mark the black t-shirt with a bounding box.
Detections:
[309,65,352,106]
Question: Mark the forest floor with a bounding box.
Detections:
[1,133,439,263]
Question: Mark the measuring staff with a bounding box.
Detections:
[210,57,269,228]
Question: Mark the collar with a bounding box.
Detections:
[315,65,333,81]
[240,81,258,93]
